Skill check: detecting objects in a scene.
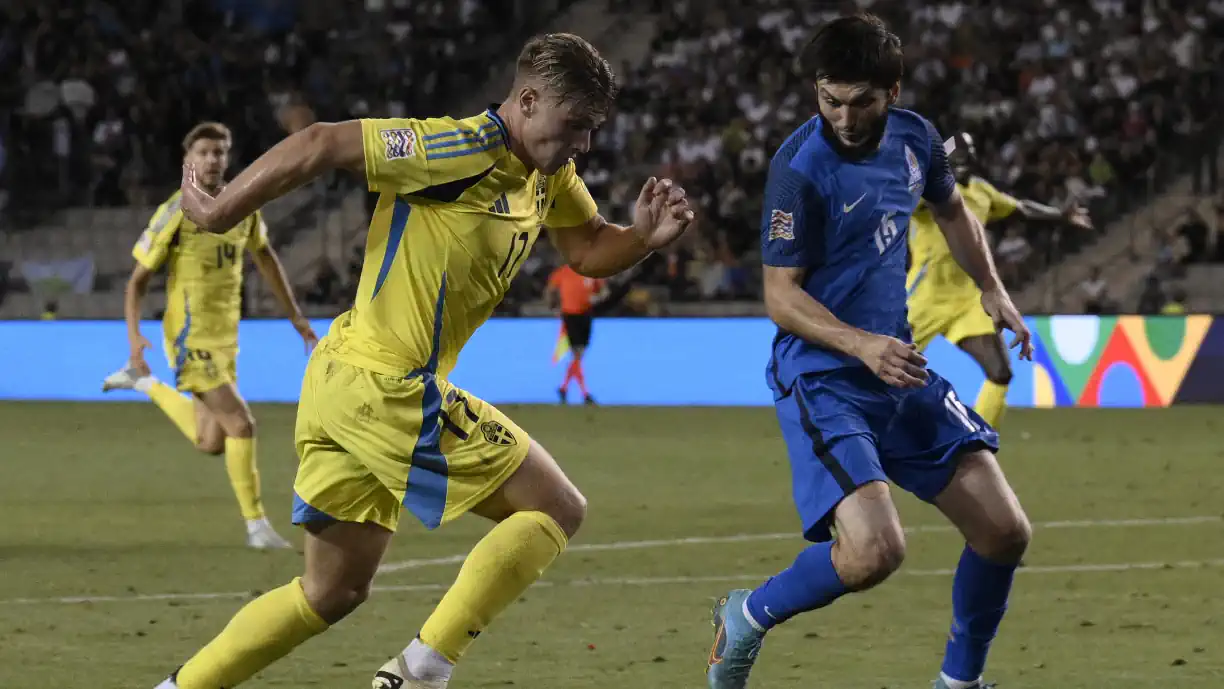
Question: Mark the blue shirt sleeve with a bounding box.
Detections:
[760,161,823,268]
[921,119,955,205]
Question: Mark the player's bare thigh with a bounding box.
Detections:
[934,449,1031,564]
[195,382,256,439]
[469,439,587,538]
[956,333,1013,385]
[830,480,907,591]
[192,397,226,454]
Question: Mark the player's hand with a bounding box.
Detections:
[1064,207,1092,230]
[632,177,695,250]
[981,287,1033,360]
[857,334,929,388]
[128,334,153,377]
[180,163,221,231]
[293,318,319,353]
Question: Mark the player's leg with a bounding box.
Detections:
[103,361,200,445]
[167,521,390,689]
[708,374,904,689]
[956,332,1012,428]
[560,313,594,404]
[195,379,291,548]
[879,371,1023,688]
[374,391,581,687]
[947,302,1011,427]
[159,355,401,689]
[932,449,1031,689]
[192,397,225,455]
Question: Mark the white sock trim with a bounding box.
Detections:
[741,596,767,633]
[939,672,982,689]
[133,376,156,393]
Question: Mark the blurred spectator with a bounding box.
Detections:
[1137,274,1167,314]
[1080,266,1111,314]
[1161,286,1188,314]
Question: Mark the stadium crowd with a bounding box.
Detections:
[0,0,560,217]
[3,0,1224,318]
[529,0,1224,312]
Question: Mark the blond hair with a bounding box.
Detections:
[516,33,618,118]
[182,122,232,152]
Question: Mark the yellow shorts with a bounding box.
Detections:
[167,343,237,394]
[292,354,530,532]
[908,290,996,352]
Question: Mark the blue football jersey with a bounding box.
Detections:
[761,108,956,397]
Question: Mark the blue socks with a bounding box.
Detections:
[744,540,1016,683]
[941,545,1018,682]
[745,541,848,630]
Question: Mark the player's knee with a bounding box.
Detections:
[195,437,225,455]
[838,528,907,591]
[300,572,373,624]
[976,509,1032,564]
[986,361,1013,386]
[225,412,256,438]
[548,485,587,539]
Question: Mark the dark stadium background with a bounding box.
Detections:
[0,1,1221,687]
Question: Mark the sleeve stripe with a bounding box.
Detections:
[422,120,499,142]
[148,195,182,234]
[425,135,505,161]
[424,127,502,152]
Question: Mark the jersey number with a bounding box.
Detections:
[214,244,238,269]
[873,212,900,254]
[497,231,530,278]
[944,390,979,432]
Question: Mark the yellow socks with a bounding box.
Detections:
[145,381,198,443]
[420,511,568,662]
[975,380,1008,428]
[224,437,264,520]
[176,578,328,689]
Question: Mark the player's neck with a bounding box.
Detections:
[495,102,535,174]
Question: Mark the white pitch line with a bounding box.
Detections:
[4,558,1223,607]
[377,515,1223,573]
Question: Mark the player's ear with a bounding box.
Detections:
[519,86,538,118]
[887,82,900,105]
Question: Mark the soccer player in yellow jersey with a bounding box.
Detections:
[151,33,695,689]
[102,122,318,550]
[907,133,1090,427]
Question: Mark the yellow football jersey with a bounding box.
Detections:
[133,191,268,351]
[908,176,1018,293]
[319,107,598,378]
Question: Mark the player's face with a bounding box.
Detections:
[185,138,231,189]
[816,80,898,150]
[519,89,604,175]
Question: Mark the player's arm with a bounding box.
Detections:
[760,166,927,387]
[549,167,693,278]
[247,214,317,349]
[125,204,180,372]
[182,117,505,232]
[179,121,366,232]
[925,124,1033,357]
[977,178,1074,224]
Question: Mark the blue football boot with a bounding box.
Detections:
[707,589,766,689]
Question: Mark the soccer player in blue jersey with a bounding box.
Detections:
[706,15,1034,689]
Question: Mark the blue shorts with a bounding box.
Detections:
[776,367,999,542]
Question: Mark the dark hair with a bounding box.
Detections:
[182,121,232,152]
[797,13,904,89]
[516,33,619,119]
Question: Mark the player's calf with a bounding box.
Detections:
[832,519,907,591]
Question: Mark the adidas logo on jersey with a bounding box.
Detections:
[488,193,510,214]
